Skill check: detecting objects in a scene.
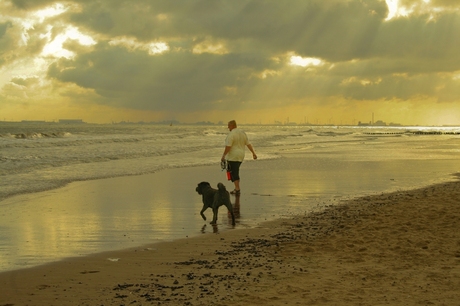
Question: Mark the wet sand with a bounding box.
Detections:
[1,178,459,305]
[2,156,457,273]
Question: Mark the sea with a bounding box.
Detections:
[1,122,460,272]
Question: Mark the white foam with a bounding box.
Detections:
[1,123,460,202]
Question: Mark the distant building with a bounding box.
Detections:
[357,120,387,126]
[58,119,85,124]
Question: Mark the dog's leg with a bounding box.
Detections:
[200,206,207,221]
[218,185,235,226]
[211,198,219,225]
[211,207,219,224]
[225,203,236,226]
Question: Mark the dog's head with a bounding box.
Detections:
[196,181,211,195]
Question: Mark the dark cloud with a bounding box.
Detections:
[0,12,49,67]
[10,0,55,10]
[2,0,460,123]
[0,21,14,66]
[372,13,460,66]
[401,0,459,10]
[45,0,460,112]
[0,21,12,37]
[11,76,39,86]
[48,42,276,111]
[237,66,452,105]
[65,0,387,61]
[63,0,460,66]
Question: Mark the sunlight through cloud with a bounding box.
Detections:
[1,0,460,125]
[34,3,67,23]
[385,0,399,20]
[149,42,169,55]
[192,41,228,54]
[290,55,323,67]
[109,38,169,55]
[385,0,455,21]
[340,77,382,86]
[41,26,96,58]
[385,0,414,20]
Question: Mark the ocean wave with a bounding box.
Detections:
[0,131,72,139]
[2,124,460,203]
[315,131,354,137]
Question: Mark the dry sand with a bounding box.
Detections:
[1,180,459,306]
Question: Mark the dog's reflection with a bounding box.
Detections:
[201,194,241,233]
[201,223,219,233]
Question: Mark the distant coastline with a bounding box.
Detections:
[1,119,460,127]
[1,119,86,124]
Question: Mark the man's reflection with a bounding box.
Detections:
[230,193,241,221]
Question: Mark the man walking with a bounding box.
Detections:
[221,120,257,194]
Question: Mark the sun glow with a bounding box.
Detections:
[149,42,169,55]
[385,0,452,21]
[41,26,96,58]
[385,0,414,20]
[34,3,67,22]
[192,40,228,55]
[385,0,399,20]
[290,55,323,67]
[15,3,95,59]
[109,38,169,55]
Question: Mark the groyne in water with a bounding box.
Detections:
[363,131,460,135]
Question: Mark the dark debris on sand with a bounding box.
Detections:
[106,184,452,305]
[105,208,357,305]
[108,242,294,305]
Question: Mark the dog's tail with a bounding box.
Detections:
[217,183,231,202]
[217,183,227,193]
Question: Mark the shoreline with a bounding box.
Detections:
[1,179,459,305]
[4,156,456,274]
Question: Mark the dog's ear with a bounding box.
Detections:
[196,182,210,195]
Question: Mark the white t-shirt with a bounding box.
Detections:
[225,128,249,162]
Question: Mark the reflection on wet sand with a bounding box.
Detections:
[231,194,241,221]
[201,224,217,234]
[2,154,458,272]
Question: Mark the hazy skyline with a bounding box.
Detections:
[1,0,460,125]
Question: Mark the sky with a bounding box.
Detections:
[1,0,460,125]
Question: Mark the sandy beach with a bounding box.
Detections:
[1,177,459,305]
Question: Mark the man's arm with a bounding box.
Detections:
[221,146,232,161]
[247,144,257,160]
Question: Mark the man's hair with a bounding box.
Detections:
[228,120,237,127]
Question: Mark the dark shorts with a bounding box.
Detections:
[227,161,242,182]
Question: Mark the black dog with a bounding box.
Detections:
[195,182,235,226]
